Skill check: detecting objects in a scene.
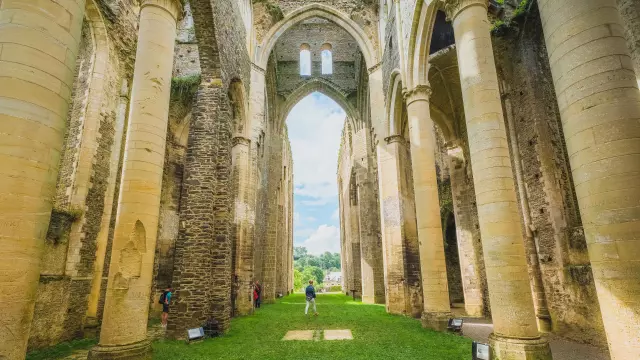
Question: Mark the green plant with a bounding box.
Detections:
[252,0,284,22]
[513,0,532,18]
[490,19,510,35]
[170,74,201,105]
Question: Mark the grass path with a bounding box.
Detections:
[153,293,472,359]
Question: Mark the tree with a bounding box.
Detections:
[294,246,308,260]
[293,269,304,291]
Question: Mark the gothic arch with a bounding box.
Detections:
[256,4,378,70]
[279,78,360,132]
[406,0,442,89]
[386,70,405,138]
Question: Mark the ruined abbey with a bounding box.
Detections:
[1,0,639,359]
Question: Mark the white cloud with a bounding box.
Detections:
[287,93,344,204]
[331,208,339,220]
[294,212,301,225]
[295,227,316,239]
[300,224,341,255]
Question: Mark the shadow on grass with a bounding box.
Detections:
[26,338,97,360]
[153,293,472,360]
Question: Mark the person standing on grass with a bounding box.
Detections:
[254,280,262,309]
[305,280,318,316]
[160,285,173,328]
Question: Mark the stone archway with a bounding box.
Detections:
[278,78,360,131]
[256,3,378,70]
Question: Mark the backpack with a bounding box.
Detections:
[159,291,167,304]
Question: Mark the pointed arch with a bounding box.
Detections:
[256,4,378,70]
[279,78,360,132]
[406,0,442,89]
[385,70,405,138]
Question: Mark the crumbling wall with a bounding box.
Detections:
[30,0,138,348]
[254,0,379,56]
[492,4,606,345]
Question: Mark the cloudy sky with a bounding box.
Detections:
[286,92,344,256]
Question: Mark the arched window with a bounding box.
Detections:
[300,43,311,76]
[321,43,333,75]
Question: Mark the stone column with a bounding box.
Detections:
[376,137,423,317]
[445,1,551,358]
[89,0,180,358]
[357,168,386,305]
[539,1,640,358]
[86,82,130,321]
[0,0,86,358]
[404,85,452,330]
[349,190,363,297]
[447,148,487,318]
[232,136,254,315]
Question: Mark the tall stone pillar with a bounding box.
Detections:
[376,137,423,317]
[445,1,551,358]
[349,189,363,297]
[87,82,130,321]
[404,85,452,330]
[0,0,86,358]
[539,1,640,358]
[88,0,180,358]
[447,148,487,318]
[232,136,254,315]
[357,167,386,305]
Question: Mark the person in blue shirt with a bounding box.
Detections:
[305,280,318,316]
[160,285,173,328]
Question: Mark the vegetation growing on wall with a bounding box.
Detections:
[171,74,201,104]
[252,0,284,23]
[490,0,533,34]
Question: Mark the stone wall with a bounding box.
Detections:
[29,0,137,348]
[492,6,606,345]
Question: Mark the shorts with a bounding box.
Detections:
[162,304,169,313]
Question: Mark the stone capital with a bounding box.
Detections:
[441,0,488,21]
[385,134,406,145]
[232,136,251,147]
[403,84,432,106]
[141,0,183,21]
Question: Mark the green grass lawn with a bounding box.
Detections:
[153,293,472,359]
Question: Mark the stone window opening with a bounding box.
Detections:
[300,43,311,76]
[321,43,333,75]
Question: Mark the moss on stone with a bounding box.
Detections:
[170,74,201,104]
[252,0,284,23]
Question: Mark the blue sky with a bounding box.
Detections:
[286,92,344,255]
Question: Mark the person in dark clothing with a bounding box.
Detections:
[305,280,318,316]
[159,286,173,328]
[254,281,262,308]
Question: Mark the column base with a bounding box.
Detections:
[88,339,152,360]
[489,333,552,360]
[421,311,452,332]
[536,315,552,333]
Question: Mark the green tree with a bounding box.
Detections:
[293,269,303,291]
[294,246,308,260]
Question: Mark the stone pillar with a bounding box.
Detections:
[357,167,386,305]
[446,1,551,358]
[232,136,254,315]
[447,148,487,318]
[349,188,363,297]
[0,0,86,358]
[376,137,423,317]
[404,85,452,330]
[89,0,180,358]
[86,82,130,321]
[539,1,640,358]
